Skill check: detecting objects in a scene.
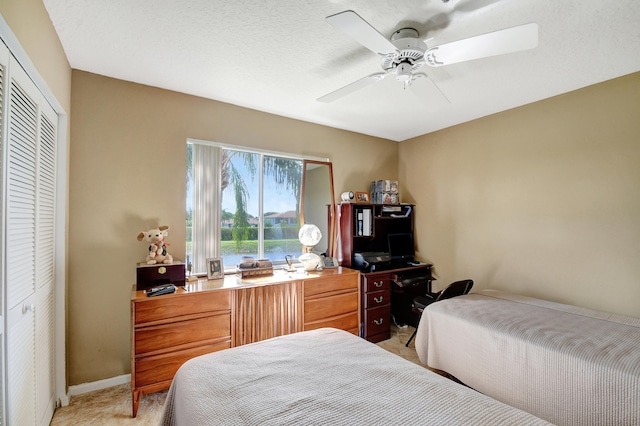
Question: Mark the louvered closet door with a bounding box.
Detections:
[5,50,57,426]
[34,90,57,426]
[0,38,8,426]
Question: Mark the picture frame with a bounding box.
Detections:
[207,257,224,279]
[355,191,369,203]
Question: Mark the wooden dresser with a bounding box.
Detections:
[130,267,359,417]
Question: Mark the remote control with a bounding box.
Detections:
[145,283,177,297]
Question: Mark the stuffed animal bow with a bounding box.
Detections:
[137,226,174,265]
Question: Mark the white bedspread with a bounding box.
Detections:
[415,289,640,426]
[161,328,549,425]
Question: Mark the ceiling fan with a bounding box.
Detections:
[317,10,538,103]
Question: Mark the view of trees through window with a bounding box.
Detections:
[187,143,303,271]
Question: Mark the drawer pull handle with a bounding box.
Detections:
[373,318,384,325]
[22,303,35,314]
[374,281,383,288]
[373,296,383,304]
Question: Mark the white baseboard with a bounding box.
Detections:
[68,374,131,396]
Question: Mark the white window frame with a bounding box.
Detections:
[187,138,327,275]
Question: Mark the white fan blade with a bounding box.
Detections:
[317,72,387,103]
[326,10,397,55]
[425,23,538,67]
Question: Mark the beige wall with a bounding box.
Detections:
[400,72,640,318]
[69,70,397,384]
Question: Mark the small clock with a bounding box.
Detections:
[341,191,354,202]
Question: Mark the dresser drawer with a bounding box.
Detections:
[304,273,358,298]
[304,292,358,324]
[362,274,390,293]
[134,342,230,388]
[134,289,231,324]
[364,305,390,337]
[303,312,359,333]
[135,314,231,355]
[364,289,390,309]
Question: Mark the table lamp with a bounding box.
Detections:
[298,224,322,271]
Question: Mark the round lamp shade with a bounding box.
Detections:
[298,224,322,247]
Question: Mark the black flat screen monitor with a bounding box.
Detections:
[387,232,415,263]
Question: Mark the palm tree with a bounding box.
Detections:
[187,144,302,249]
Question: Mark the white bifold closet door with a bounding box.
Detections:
[2,39,57,426]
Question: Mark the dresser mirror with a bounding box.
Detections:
[300,160,335,257]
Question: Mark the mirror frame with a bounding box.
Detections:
[300,160,336,257]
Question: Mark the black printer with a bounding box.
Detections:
[353,252,391,272]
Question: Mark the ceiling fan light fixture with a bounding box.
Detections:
[395,62,413,82]
[318,10,538,103]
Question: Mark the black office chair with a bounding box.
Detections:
[405,279,474,347]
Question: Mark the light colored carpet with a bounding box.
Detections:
[49,381,166,425]
[51,325,422,425]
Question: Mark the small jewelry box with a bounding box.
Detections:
[136,261,185,291]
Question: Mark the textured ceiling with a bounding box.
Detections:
[44,0,640,142]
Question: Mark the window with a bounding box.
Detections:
[186,140,323,275]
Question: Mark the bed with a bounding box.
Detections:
[415,289,640,426]
[160,327,549,425]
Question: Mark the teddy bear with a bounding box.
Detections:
[137,225,174,265]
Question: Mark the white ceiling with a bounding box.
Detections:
[43,0,640,142]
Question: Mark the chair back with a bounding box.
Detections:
[435,279,474,302]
